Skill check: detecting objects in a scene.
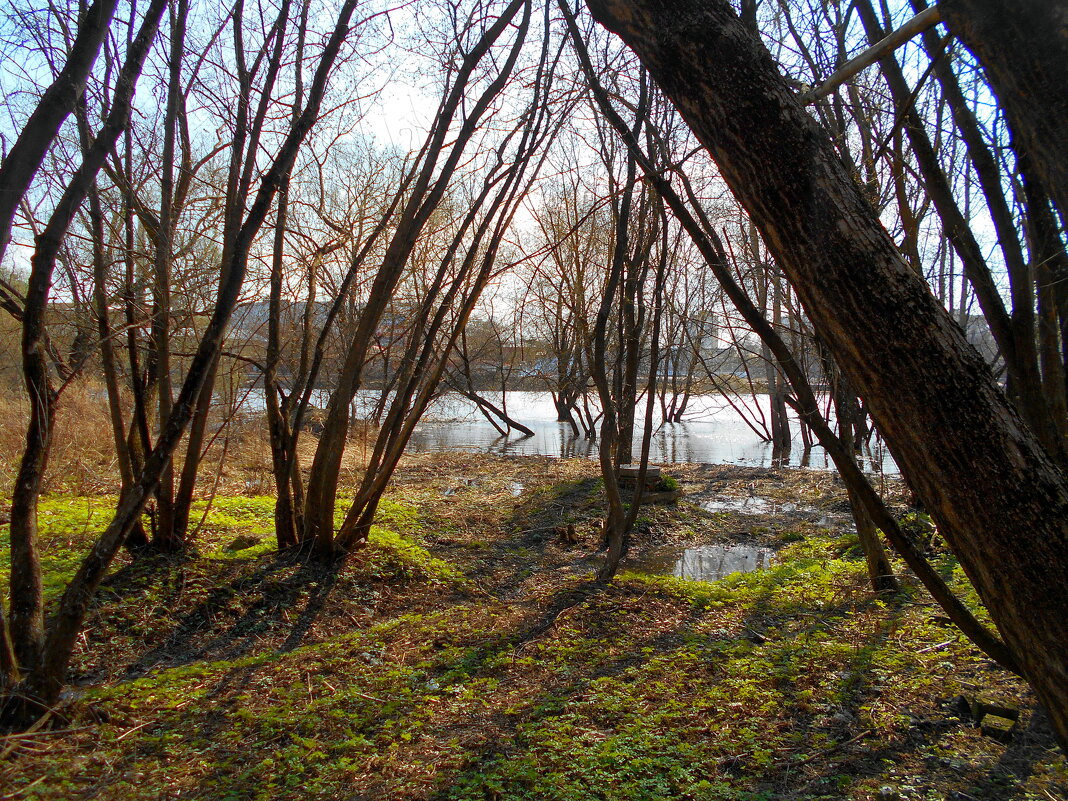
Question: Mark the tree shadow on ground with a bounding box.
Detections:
[456,476,606,596]
[84,548,348,681]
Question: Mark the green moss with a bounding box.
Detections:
[655,475,679,492]
[0,495,127,598]
[366,526,463,584]
[4,489,1063,801]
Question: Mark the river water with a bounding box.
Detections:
[401,391,896,473]
[237,389,895,472]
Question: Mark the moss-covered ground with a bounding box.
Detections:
[1,454,1065,800]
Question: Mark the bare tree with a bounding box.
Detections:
[585,0,1068,746]
[5,0,167,687]
[3,0,363,722]
[302,0,534,553]
[0,0,121,271]
[563,5,1024,670]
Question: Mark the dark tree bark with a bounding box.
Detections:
[584,0,1068,747]
[561,0,1015,673]
[0,0,120,265]
[936,0,1068,226]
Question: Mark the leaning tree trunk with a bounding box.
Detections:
[936,0,1068,227]
[0,0,120,265]
[560,0,1017,673]
[585,0,1068,748]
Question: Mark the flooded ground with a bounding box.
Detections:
[631,542,778,581]
[236,389,896,472]
[404,391,898,472]
[616,462,870,583]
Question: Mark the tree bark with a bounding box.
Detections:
[585,0,1068,747]
[0,0,120,264]
[936,0,1068,226]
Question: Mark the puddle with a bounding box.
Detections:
[704,495,845,527]
[701,496,831,518]
[632,543,777,582]
[508,481,525,497]
[702,496,776,514]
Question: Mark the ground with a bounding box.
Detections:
[1,453,1065,800]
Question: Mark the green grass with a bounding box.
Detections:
[2,492,1065,801]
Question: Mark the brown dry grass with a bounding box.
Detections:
[0,380,390,500]
[0,382,121,497]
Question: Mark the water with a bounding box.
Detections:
[701,497,822,515]
[404,391,896,472]
[702,496,778,514]
[701,497,854,530]
[632,543,777,582]
[237,389,897,472]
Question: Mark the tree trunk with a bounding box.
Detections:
[586,0,1068,748]
[0,0,120,264]
[936,0,1068,226]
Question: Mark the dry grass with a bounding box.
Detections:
[0,382,121,497]
[0,380,392,501]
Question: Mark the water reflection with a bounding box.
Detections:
[239,389,896,472]
[633,543,777,582]
[403,391,896,472]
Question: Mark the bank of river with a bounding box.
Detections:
[7,453,1059,801]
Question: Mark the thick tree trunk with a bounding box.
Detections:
[937,0,1068,226]
[586,0,1068,747]
[561,1,1016,674]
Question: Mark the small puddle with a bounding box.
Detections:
[508,481,525,497]
[702,496,775,514]
[701,496,828,518]
[632,543,777,582]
